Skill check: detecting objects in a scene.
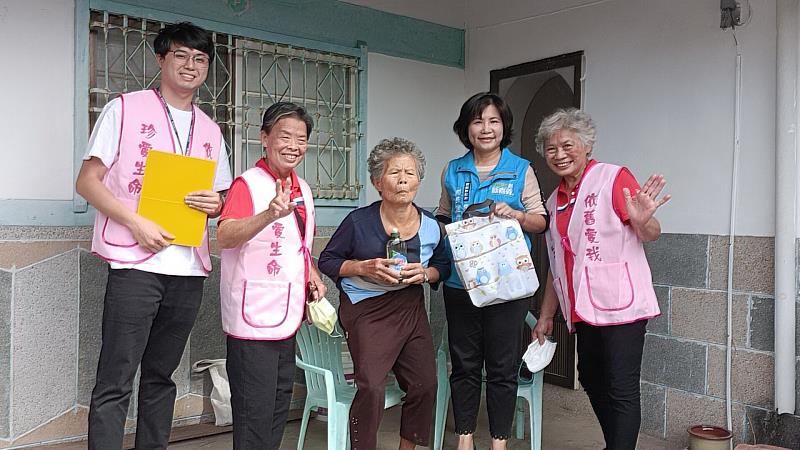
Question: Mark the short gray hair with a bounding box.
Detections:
[367,137,426,182]
[535,108,597,156]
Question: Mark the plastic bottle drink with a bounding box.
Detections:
[386,228,408,272]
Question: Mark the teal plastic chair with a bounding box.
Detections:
[432,329,451,450]
[432,312,544,450]
[295,321,406,450]
[515,313,544,450]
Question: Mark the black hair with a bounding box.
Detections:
[154,22,214,64]
[452,92,514,151]
[261,102,314,136]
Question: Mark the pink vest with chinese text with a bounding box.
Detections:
[544,163,660,332]
[220,167,316,340]
[90,89,222,272]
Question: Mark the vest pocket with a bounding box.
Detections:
[101,197,140,247]
[583,262,635,312]
[241,280,292,328]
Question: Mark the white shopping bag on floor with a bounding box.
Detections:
[191,359,233,426]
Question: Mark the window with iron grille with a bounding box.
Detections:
[89,10,363,200]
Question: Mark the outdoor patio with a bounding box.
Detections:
[40,384,671,450]
[172,384,672,449]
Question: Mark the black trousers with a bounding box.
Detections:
[88,269,205,450]
[227,335,296,450]
[443,286,529,440]
[575,320,647,450]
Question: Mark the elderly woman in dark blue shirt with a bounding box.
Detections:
[319,137,450,450]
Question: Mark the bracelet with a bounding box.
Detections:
[423,269,430,284]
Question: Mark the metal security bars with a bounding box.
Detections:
[89,10,363,199]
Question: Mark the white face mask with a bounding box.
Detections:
[522,337,558,373]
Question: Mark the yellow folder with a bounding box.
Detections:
[137,150,216,247]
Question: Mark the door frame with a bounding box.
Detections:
[489,51,584,389]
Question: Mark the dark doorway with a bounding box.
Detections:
[490,51,583,389]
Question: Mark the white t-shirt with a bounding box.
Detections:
[84,97,233,276]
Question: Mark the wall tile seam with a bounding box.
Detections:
[645,333,715,347]
[704,340,709,395]
[664,386,759,408]
[668,286,771,297]
[8,247,83,273]
[0,239,89,244]
[74,251,82,418]
[705,235,712,288]
[706,342,775,357]
[640,381,668,439]
[646,336,778,363]
[6,433,88,449]
[746,294,752,348]
[6,405,81,443]
[667,285,672,335]
[5,270,13,440]
[706,234,776,239]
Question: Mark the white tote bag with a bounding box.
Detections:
[191,359,233,426]
[446,212,539,307]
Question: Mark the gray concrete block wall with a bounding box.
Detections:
[669,288,748,346]
[11,250,79,437]
[647,285,670,335]
[639,382,666,438]
[78,251,107,405]
[644,233,708,288]
[0,270,11,439]
[189,256,226,398]
[641,334,707,394]
[664,390,746,443]
[639,233,799,448]
[706,346,774,408]
[749,296,774,352]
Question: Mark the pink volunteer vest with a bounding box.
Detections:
[90,89,222,272]
[219,167,316,340]
[545,163,660,332]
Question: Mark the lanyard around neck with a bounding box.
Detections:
[154,88,194,156]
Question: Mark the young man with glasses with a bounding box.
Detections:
[76,22,232,450]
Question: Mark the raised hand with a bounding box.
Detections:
[130,215,175,253]
[265,179,295,221]
[623,174,671,228]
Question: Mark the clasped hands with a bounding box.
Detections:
[358,258,427,285]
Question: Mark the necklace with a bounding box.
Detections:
[154,88,195,156]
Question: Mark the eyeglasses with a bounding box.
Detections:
[167,50,210,68]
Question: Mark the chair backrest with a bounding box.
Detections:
[296,322,349,394]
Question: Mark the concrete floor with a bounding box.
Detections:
[169,385,671,449]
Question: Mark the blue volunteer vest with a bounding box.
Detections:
[443,148,531,289]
